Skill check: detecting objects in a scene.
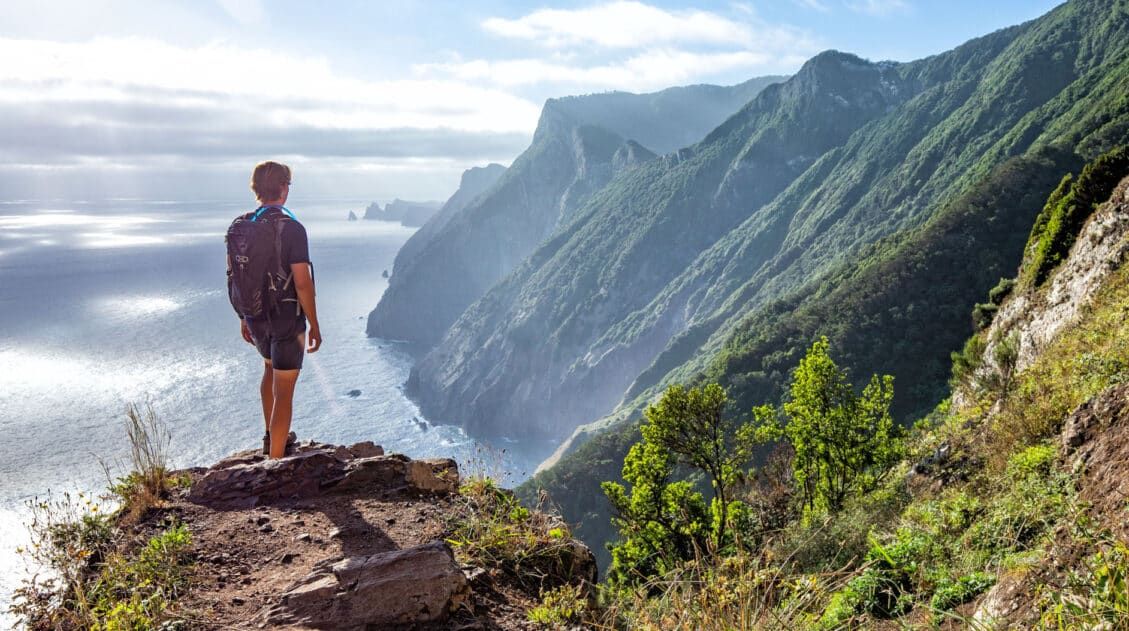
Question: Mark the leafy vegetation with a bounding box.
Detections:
[448,476,590,593]
[1023,145,1129,286]
[9,405,194,629]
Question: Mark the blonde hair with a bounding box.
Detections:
[250,161,291,202]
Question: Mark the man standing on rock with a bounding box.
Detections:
[227,161,322,459]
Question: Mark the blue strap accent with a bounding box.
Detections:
[251,205,296,221]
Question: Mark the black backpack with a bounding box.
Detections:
[225,206,300,319]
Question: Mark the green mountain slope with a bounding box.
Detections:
[412,51,921,438]
[521,0,1129,564]
[366,77,784,346]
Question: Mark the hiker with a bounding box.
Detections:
[226,161,322,459]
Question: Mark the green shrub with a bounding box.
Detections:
[527,583,589,626]
[929,572,995,621]
[1025,146,1129,287]
[449,477,586,591]
[987,277,1017,305]
[972,302,998,330]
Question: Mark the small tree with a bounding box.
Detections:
[601,440,710,589]
[602,383,759,588]
[780,337,902,518]
[639,383,761,551]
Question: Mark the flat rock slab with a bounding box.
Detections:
[187,441,458,509]
[265,541,470,629]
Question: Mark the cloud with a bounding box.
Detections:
[0,100,531,162]
[845,0,909,16]
[792,0,831,11]
[482,1,756,49]
[415,48,807,92]
[0,38,540,133]
[216,0,266,26]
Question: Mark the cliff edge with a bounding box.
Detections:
[97,442,595,630]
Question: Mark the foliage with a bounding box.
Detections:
[448,476,588,591]
[110,402,174,523]
[776,338,902,518]
[9,490,193,631]
[1041,540,1129,629]
[1024,145,1129,286]
[527,583,590,627]
[638,383,761,550]
[602,383,762,589]
[929,572,995,622]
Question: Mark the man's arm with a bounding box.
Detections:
[292,262,321,353]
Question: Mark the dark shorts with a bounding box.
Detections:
[247,316,306,371]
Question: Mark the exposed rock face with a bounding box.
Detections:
[362,202,382,220]
[974,178,1129,385]
[361,199,443,226]
[367,77,784,347]
[187,441,458,509]
[411,51,921,440]
[266,541,470,629]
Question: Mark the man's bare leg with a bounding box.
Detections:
[260,360,274,434]
[269,368,300,459]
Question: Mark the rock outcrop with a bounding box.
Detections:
[188,441,458,509]
[973,178,1129,386]
[266,541,470,629]
[367,77,784,348]
[162,441,594,630]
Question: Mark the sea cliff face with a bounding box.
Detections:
[366,78,785,348]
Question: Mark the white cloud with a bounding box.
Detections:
[846,0,909,16]
[415,48,807,92]
[482,1,755,49]
[216,0,266,26]
[0,37,541,134]
[792,0,832,12]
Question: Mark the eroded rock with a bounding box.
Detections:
[187,441,457,509]
[265,541,470,629]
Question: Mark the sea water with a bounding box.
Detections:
[0,198,547,624]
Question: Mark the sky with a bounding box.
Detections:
[0,0,1062,203]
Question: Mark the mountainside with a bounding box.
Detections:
[516,0,1129,562]
[367,77,784,346]
[412,51,923,439]
[388,163,507,276]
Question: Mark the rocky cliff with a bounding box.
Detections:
[103,442,596,630]
[520,0,1129,568]
[379,163,507,294]
[366,77,785,347]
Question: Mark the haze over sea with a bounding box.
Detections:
[0,198,545,621]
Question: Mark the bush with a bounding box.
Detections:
[1025,146,1129,287]
[9,494,193,631]
[448,477,587,591]
[987,277,1017,305]
[527,583,589,626]
[929,572,995,622]
[971,302,998,330]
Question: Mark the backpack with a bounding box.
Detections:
[225,205,300,319]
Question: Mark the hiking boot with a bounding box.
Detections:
[263,431,298,455]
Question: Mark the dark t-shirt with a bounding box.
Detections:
[258,207,310,268]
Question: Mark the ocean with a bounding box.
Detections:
[0,198,548,625]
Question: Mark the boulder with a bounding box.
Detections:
[187,442,457,509]
[266,541,470,629]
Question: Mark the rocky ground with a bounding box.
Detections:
[139,441,592,630]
